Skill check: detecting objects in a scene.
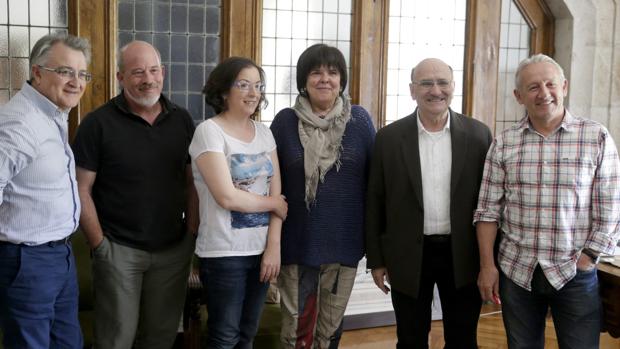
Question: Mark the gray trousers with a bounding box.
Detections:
[92,233,194,349]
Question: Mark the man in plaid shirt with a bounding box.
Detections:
[473,54,620,349]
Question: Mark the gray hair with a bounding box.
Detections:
[515,53,566,88]
[29,33,91,80]
[117,41,162,72]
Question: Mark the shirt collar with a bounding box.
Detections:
[516,108,574,134]
[417,109,451,135]
[20,81,70,120]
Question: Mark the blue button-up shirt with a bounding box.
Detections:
[0,82,80,245]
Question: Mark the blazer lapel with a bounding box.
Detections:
[450,110,468,198]
[401,111,424,207]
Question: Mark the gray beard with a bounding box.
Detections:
[125,89,160,108]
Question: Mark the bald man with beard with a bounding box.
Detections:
[72,41,199,349]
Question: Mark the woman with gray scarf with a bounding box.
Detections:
[270,44,376,349]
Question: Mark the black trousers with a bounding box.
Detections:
[391,236,482,349]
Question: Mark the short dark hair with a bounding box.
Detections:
[202,56,267,118]
[296,44,348,97]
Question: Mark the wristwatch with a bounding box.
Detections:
[581,248,600,264]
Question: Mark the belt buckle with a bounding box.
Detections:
[48,236,70,247]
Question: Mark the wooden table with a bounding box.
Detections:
[599,261,620,338]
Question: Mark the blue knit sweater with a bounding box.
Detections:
[270,105,376,267]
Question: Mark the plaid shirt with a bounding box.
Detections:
[474,111,620,290]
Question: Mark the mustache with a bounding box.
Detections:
[138,82,160,91]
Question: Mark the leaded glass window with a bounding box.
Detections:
[117,0,221,121]
[0,0,68,105]
[495,0,530,133]
[385,0,466,125]
[261,0,353,125]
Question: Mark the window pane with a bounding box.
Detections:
[30,0,50,27]
[8,0,28,25]
[385,0,466,124]
[276,10,292,38]
[30,27,50,52]
[263,0,276,10]
[278,0,293,11]
[9,26,29,57]
[0,58,9,88]
[50,0,68,27]
[263,9,276,38]
[292,0,307,11]
[261,0,353,123]
[0,1,7,24]
[495,0,530,134]
[0,25,7,56]
[10,58,28,89]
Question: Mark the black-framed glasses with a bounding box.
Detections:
[38,65,93,82]
[232,79,266,93]
[412,79,453,90]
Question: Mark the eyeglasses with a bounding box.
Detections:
[232,80,266,93]
[38,65,93,82]
[412,79,453,90]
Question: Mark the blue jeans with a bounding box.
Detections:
[0,240,82,349]
[500,265,601,349]
[200,255,269,349]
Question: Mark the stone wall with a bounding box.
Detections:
[548,0,620,139]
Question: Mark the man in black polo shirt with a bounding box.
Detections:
[72,40,198,349]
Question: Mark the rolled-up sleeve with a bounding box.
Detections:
[585,129,620,255]
[473,138,505,225]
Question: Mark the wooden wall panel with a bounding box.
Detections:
[463,0,501,131]
[69,0,115,140]
[221,0,261,61]
[350,0,389,128]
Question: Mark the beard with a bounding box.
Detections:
[124,84,161,108]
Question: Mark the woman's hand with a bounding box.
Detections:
[271,194,288,220]
[260,242,281,283]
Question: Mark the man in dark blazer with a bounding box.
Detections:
[366,58,493,349]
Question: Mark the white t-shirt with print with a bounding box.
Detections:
[189,118,276,258]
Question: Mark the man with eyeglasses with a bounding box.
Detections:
[366,58,493,348]
[0,33,90,348]
[72,40,198,349]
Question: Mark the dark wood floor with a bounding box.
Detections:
[340,304,620,349]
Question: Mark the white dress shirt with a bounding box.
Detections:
[417,112,452,236]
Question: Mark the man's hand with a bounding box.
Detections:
[88,235,105,250]
[478,265,501,304]
[371,267,391,294]
[576,252,597,271]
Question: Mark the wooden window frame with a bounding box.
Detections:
[464,0,554,131]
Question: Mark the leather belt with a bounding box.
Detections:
[424,234,451,243]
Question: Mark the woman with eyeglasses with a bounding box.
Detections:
[189,56,287,348]
[270,44,376,348]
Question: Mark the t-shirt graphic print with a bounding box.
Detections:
[230,152,273,229]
